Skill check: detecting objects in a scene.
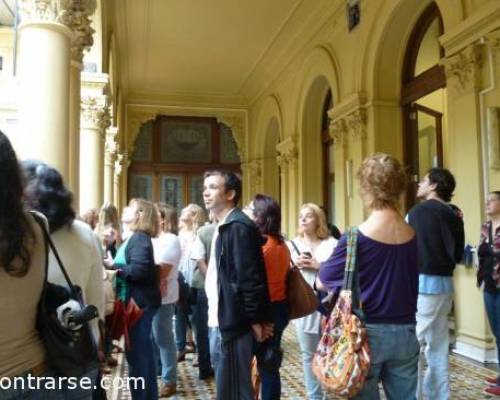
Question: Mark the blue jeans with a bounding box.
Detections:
[1,368,98,400]
[125,307,158,400]
[255,301,289,400]
[353,323,419,400]
[295,327,324,400]
[191,288,212,377]
[209,327,254,400]
[416,294,452,400]
[152,303,177,384]
[484,291,500,365]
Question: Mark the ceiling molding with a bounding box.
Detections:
[126,90,247,109]
[110,0,130,97]
[242,0,345,106]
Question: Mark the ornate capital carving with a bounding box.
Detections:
[276,136,298,171]
[81,95,111,131]
[19,0,72,24]
[329,119,347,145]
[442,44,483,93]
[104,126,118,166]
[114,152,130,181]
[329,108,367,144]
[242,159,263,194]
[65,0,96,63]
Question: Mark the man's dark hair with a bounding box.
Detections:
[427,167,456,202]
[252,194,282,241]
[491,191,500,199]
[204,170,242,206]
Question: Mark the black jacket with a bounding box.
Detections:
[408,199,465,276]
[122,231,161,309]
[215,209,271,342]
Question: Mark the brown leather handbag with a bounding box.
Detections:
[287,263,320,320]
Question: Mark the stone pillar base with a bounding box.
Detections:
[453,340,498,364]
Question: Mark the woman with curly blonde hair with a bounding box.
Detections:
[318,153,419,399]
[287,203,337,400]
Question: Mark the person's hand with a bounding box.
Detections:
[300,256,320,270]
[251,323,274,342]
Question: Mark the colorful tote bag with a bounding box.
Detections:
[312,227,371,397]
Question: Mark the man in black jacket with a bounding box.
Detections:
[203,170,272,400]
[408,168,464,400]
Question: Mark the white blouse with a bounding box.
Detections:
[287,236,337,334]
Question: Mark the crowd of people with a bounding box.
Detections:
[1,127,500,400]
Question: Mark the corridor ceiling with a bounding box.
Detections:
[111,0,313,106]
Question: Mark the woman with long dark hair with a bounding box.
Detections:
[244,194,290,400]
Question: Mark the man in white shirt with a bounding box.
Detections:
[203,170,273,400]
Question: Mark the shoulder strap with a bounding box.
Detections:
[489,222,494,249]
[342,227,362,309]
[290,240,301,256]
[30,212,78,296]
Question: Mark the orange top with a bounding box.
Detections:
[262,235,291,302]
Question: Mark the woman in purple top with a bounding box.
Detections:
[318,153,419,400]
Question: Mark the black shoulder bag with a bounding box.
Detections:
[32,212,100,377]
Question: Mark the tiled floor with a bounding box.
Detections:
[105,326,498,399]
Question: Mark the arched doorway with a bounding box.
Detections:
[321,90,334,223]
[301,75,331,207]
[128,115,241,212]
[263,117,281,203]
[402,2,446,208]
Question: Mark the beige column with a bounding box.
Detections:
[17,0,74,181]
[442,44,494,362]
[113,153,125,211]
[329,119,349,230]
[79,93,110,214]
[67,1,96,211]
[118,152,130,211]
[277,137,299,238]
[104,126,118,204]
[277,154,290,236]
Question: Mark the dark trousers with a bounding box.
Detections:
[209,328,254,400]
[191,288,212,377]
[125,307,158,400]
[255,301,289,400]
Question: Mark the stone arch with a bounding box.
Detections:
[295,46,340,206]
[357,0,464,156]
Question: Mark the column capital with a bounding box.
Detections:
[114,152,130,179]
[104,126,118,166]
[442,44,483,94]
[19,0,71,24]
[65,0,97,63]
[81,95,111,131]
[276,136,298,171]
[329,107,367,144]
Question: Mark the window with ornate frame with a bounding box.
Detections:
[128,115,240,212]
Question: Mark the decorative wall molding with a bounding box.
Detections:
[126,104,247,162]
[114,152,129,182]
[485,29,500,53]
[439,2,500,56]
[442,44,483,94]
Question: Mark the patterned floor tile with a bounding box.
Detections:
[105,326,498,399]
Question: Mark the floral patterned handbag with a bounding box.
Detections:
[312,227,371,397]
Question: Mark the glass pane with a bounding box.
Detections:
[414,17,441,76]
[160,175,184,213]
[189,175,205,209]
[417,110,438,178]
[220,123,240,164]
[130,174,152,200]
[161,120,212,163]
[132,121,153,161]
